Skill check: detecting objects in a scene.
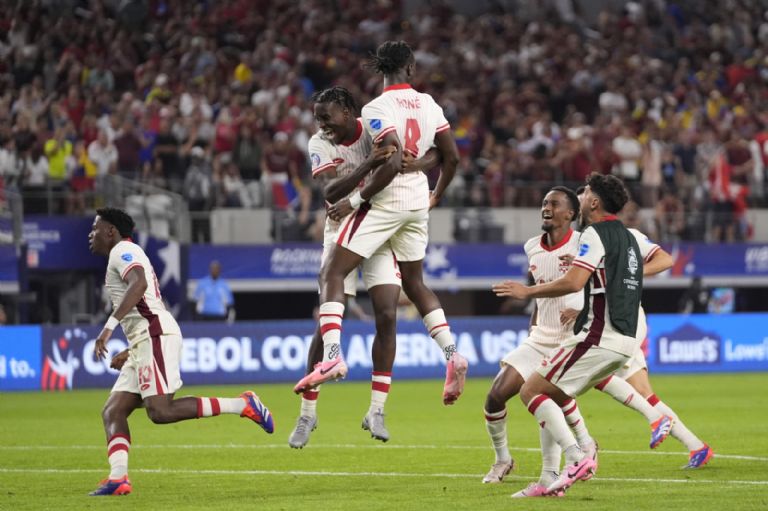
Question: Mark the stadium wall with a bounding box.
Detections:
[1,314,766,391]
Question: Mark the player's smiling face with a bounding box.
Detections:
[541,190,573,232]
[314,101,351,145]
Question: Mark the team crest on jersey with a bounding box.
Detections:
[121,253,133,262]
[578,243,590,256]
[311,152,320,167]
[369,119,382,130]
[627,246,639,276]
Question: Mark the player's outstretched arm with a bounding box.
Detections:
[493,266,591,300]
[429,129,459,208]
[644,247,673,276]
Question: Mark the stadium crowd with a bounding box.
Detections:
[1,0,767,242]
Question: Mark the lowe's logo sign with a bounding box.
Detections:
[657,324,720,364]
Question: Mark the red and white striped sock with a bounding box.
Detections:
[648,394,705,451]
[301,388,320,417]
[484,408,511,463]
[319,302,345,362]
[528,394,579,462]
[107,433,130,479]
[596,375,662,423]
[370,371,391,412]
[196,397,245,417]
[560,398,593,448]
[423,309,455,361]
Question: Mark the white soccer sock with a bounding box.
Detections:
[649,394,705,451]
[300,388,320,417]
[423,309,456,361]
[539,426,562,478]
[196,397,245,417]
[596,376,663,423]
[370,371,392,413]
[560,398,593,448]
[528,394,579,460]
[107,434,130,479]
[484,408,512,463]
[319,302,345,362]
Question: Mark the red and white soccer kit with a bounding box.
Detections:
[106,240,183,398]
[336,84,451,262]
[308,121,401,294]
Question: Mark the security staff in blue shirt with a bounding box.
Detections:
[194,260,234,321]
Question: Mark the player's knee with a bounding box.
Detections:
[375,306,397,331]
[145,404,172,424]
[485,389,508,412]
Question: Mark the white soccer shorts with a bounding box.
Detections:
[501,340,555,380]
[322,237,401,296]
[335,204,428,262]
[112,334,184,399]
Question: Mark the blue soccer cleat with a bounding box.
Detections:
[240,391,274,434]
[649,415,674,449]
[684,444,713,469]
[89,476,132,496]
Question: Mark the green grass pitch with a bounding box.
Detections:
[1,373,766,510]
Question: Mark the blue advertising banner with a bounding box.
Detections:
[0,244,19,292]
[22,216,102,270]
[0,326,42,391]
[647,313,768,373]
[37,318,531,390]
[0,313,762,392]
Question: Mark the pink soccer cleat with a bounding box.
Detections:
[293,357,348,394]
[511,482,564,498]
[581,441,599,480]
[442,352,468,405]
[546,455,597,495]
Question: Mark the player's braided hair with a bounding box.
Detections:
[585,172,629,214]
[310,86,357,114]
[365,40,414,75]
[549,186,580,220]
[97,207,135,238]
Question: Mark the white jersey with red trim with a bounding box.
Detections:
[361,83,450,211]
[105,240,180,344]
[524,229,584,348]
[308,119,374,234]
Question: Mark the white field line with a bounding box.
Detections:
[0,466,766,487]
[0,443,765,462]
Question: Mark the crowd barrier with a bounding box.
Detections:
[1,314,766,391]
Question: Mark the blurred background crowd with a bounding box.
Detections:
[1,0,768,243]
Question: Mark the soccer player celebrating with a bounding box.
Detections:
[296,41,468,406]
[493,173,644,496]
[290,86,408,446]
[482,186,597,492]
[87,208,273,496]
[568,187,713,469]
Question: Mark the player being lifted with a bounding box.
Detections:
[87,208,273,496]
[294,41,468,406]
[290,86,435,446]
[494,173,646,496]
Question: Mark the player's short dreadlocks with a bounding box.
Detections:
[310,86,357,114]
[97,207,135,238]
[549,186,580,220]
[586,173,629,214]
[365,40,414,75]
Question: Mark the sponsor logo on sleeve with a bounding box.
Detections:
[121,253,133,262]
[369,119,382,130]
[578,243,590,257]
[311,153,320,168]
